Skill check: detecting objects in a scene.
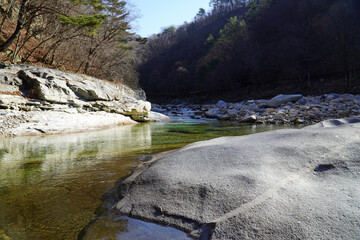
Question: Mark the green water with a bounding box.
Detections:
[0,121,290,240]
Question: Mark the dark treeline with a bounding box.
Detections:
[138,0,360,101]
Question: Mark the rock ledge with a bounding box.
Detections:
[0,64,170,136]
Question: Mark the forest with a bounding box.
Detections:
[1,0,360,101]
[139,0,360,101]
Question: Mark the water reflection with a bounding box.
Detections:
[0,121,294,240]
[0,124,152,169]
[81,215,190,240]
[0,124,154,240]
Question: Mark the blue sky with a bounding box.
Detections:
[130,0,211,37]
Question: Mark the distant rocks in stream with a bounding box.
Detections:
[153,93,360,125]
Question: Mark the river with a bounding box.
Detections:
[0,120,289,240]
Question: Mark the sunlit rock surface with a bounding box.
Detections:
[10,111,137,136]
[0,64,162,124]
[0,64,170,136]
[115,117,360,239]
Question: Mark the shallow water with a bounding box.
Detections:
[0,120,292,240]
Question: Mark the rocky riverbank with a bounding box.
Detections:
[2,63,360,136]
[153,93,360,124]
[0,63,169,136]
[112,117,360,240]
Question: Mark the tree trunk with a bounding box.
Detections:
[12,33,21,62]
[0,14,7,34]
[24,32,58,61]
[0,0,27,52]
[83,46,99,74]
[76,61,85,73]
[41,40,61,63]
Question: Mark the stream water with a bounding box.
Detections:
[0,120,290,240]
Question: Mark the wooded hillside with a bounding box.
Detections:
[0,0,140,86]
[1,0,360,101]
[138,0,360,101]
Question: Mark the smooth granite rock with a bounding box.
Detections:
[267,94,303,107]
[114,117,360,240]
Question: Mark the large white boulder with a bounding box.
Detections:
[115,117,360,239]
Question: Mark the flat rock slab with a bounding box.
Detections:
[115,117,360,239]
[8,110,136,136]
